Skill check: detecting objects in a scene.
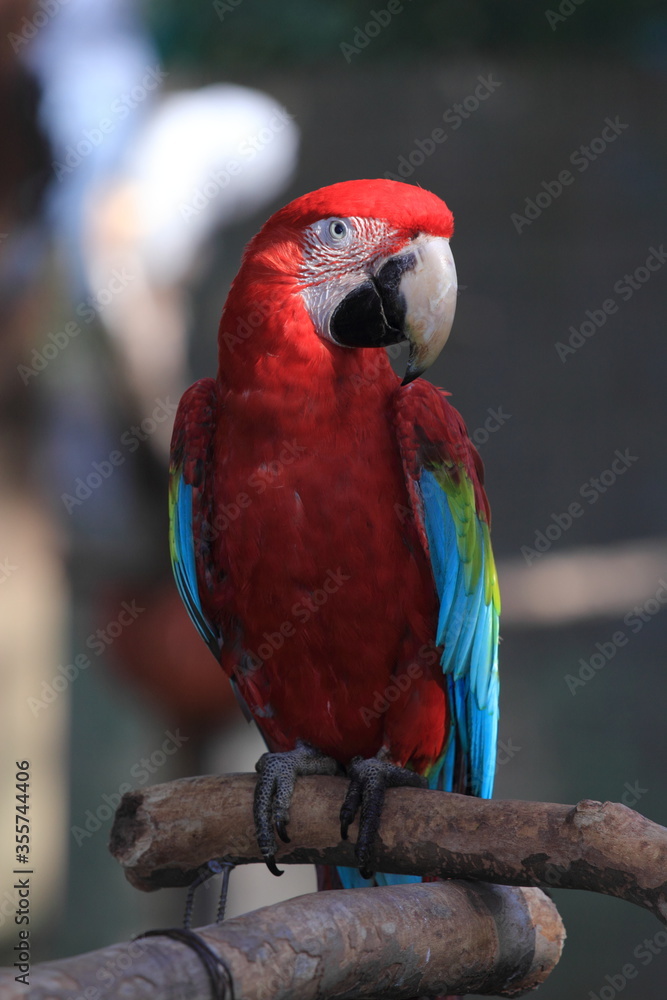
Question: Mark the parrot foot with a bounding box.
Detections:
[340,753,427,878]
[254,740,342,876]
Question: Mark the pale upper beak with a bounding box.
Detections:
[303,232,457,384]
[398,236,457,385]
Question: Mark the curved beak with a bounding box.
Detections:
[316,234,457,383]
[399,236,457,385]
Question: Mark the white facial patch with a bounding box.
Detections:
[299,216,402,343]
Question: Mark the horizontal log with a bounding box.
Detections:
[6,881,564,1000]
[110,773,667,923]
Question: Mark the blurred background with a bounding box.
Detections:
[2,0,666,996]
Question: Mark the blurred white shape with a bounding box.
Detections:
[82,84,299,453]
[26,0,155,159]
[28,0,299,454]
[499,537,667,625]
[0,492,69,945]
[24,0,158,294]
[126,84,299,286]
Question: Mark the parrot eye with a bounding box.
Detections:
[305,216,355,251]
[328,219,349,242]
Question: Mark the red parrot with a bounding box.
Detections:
[169,179,500,889]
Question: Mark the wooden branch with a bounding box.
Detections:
[110,773,667,923]
[8,881,564,1000]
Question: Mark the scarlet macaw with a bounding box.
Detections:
[169,179,500,888]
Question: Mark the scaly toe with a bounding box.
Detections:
[341,754,428,875]
[253,741,341,875]
[275,818,291,844]
[340,758,364,839]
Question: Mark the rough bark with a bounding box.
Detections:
[109,773,667,923]
[4,881,564,1000]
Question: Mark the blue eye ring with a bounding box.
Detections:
[328,219,348,241]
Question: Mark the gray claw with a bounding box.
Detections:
[340,754,427,876]
[276,819,291,844]
[265,855,283,877]
[252,741,341,876]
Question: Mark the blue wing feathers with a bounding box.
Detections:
[169,383,223,664]
[170,476,221,660]
[338,869,422,889]
[419,468,499,800]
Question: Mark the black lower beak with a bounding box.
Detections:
[329,252,417,350]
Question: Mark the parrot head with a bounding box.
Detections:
[229,179,457,385]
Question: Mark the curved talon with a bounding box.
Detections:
[340,784,362,840]
[276,819,291,844]
[341,754,428,875]
[355,830,378,878]
[265,855,284,877]
[252,741,341,876]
